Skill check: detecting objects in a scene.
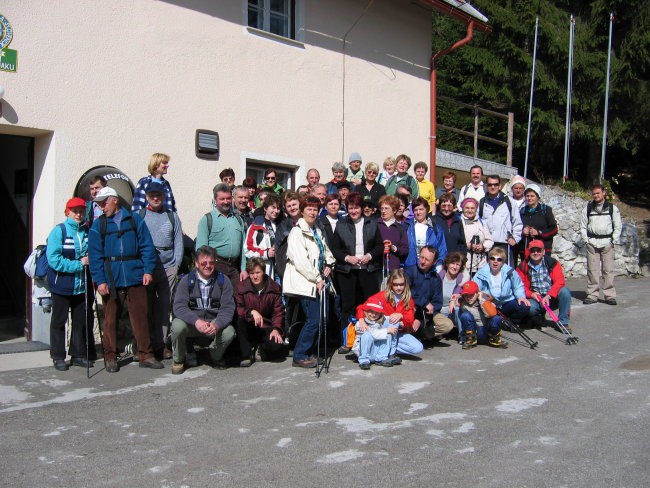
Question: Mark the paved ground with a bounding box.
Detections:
[0,278,649,487]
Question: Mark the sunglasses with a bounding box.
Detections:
[489,256,504,262]
[529,247,544,253]
[198,261,216,267]
[487,183,500,187]
[265,176,276,181]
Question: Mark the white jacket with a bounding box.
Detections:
[580,200,622,248]
[461,216,494,274]
[283,218,335,298]
[478,193,523,244]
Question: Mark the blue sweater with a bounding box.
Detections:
[88,208,156,288]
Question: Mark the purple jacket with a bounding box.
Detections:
[377,220,409,272]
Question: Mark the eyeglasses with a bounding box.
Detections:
[529,247,544,253]
[366,170,377,175]
[489,256,504,262]
[198,261,216,267]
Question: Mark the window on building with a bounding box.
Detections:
[246,160,296,191]
[248,0,296,39]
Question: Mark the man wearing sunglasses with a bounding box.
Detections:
[517,240,572,329]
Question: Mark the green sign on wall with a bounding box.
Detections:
[0,48,17,72]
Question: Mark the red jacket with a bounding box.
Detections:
[235,277,285,333]
[516,254,565,299]
[356,290,416,333]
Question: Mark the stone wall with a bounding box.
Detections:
[533,185,641,278]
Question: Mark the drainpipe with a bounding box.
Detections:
[430,20,475,184]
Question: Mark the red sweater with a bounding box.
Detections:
[356,291,416,333]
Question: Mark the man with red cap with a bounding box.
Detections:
[516,239,572,330]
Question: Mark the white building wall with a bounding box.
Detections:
[1,0,431,239]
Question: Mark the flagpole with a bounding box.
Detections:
[523,16,539,179]
[600,13,614,183]
[562,15,575,182]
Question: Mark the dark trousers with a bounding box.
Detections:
[50,292,96,360]
[147,267,173,352]
[101,285,152,361]
[235,317,288,359]
[336,269,381,332]
[215,258,240,290]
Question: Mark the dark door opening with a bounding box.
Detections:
[0,134,33,337]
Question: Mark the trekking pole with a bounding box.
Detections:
[469,235,480,278]
[537,296,578,345]
[315,287,328,378]
[92,288,105,365]
[381,240,391,290]
[506,232,514,268]
[84,265,90,379]
[496,310,538,349]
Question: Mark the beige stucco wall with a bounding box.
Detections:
[1,0,431,240]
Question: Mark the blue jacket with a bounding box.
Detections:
[88,207,156,288]
[46,217,88,295]
[473,262,525,305]
[405,264,443,314]
[404,216,447,268]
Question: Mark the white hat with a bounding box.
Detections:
[509,175,526,188]
[93,186,118,201]
[524,183,541,198]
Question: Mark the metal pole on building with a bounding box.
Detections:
[523,16,539,179]
[600,13,614,183]
[562,15,575,181]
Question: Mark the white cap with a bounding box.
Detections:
[93,186,118,201]
[524,183,541,198]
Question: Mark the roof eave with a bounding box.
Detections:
[415,0,492,33]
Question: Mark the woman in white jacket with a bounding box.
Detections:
[284,196,335,368]
[460,197,494,277]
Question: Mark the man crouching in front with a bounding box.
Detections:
[170,246,236,374]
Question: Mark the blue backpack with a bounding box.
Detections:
[34,223,66,280]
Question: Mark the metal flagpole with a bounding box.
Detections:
[600,13,614,183]
[523,16,539,179]
[562,15,575,182]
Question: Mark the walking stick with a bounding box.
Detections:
[536,296,578,345]
[496,309,538,349]
[315,286,329,378]
[469,235,480,278]
[84,265,90,379]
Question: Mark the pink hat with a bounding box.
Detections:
[460,197,479,209]
[509,175,526,188]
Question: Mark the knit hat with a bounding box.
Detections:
[460,197,479,209]
[509,175,526,188]
[65,197,87,211]
[348,152,362,164]
[93,186,118,201]
[461,281,479,296]
[363,296,385,313]
[524,183,541,197]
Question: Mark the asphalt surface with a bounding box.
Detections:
[0,278,648,488]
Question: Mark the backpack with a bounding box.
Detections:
[478,193,513,220]
[586,201,614,238]
[204,211,245,236]
[24,223,66,280]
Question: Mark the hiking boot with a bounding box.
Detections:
[71,357,94,368]
[212,359,228,370]
[292,357,317,368]
[239,357,254,367]
[186,351,198,368]
[583,298,597,305]
[105,358,119,373]
[605,298,617,306]
[388,355,402,366]
[162,347,173,360]
[337,346,351,354]
[463,331,477,350]
[359,362,371,370]
[171,362,185,375]
[488,332,508,349]
[378,359,393,367]
[139,357,164,369]
[53,359,68,371]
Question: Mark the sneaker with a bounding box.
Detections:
[359,362,371,370]
[583,298,597,305]
[71,357,94,368]
[171,362,185,375]
[105,358,119,373]
[378,359,393,367]
[53,359,68,371]
[292,357,317,368]
[239,357,254,368]
[605,298,617,306]
[337,346,351,354]
[388,355,402,366]
[139,357,164,369]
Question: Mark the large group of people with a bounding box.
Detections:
[44,152,623,373]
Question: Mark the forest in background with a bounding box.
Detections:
[431,0,649,207]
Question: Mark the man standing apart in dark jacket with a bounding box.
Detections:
[170,246,236,374]
[88,187,163,373]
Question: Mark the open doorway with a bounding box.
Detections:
[0,134,33,339]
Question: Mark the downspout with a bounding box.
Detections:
[430,20,474,184]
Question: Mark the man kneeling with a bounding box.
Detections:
[171,246,236,374]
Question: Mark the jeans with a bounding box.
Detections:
[293,295,326,361]
[391,333,423,356]
[459,310,502,342]
[529,286,572,325]
[498,299,530,325]
[358,330,393,364]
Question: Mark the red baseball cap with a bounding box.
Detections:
[65,197,87,211]
[461,281,479,295]
[527,239,545,250]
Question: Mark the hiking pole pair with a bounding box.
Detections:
[469,235,480,279]
[315,285,329,378]
[536,296,578,345]
[496,310,538,349]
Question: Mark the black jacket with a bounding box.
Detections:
[330,216,384,274]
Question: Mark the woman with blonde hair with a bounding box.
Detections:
[355,268,423,362]
[131,152,176,212]
[357,162,386,205]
